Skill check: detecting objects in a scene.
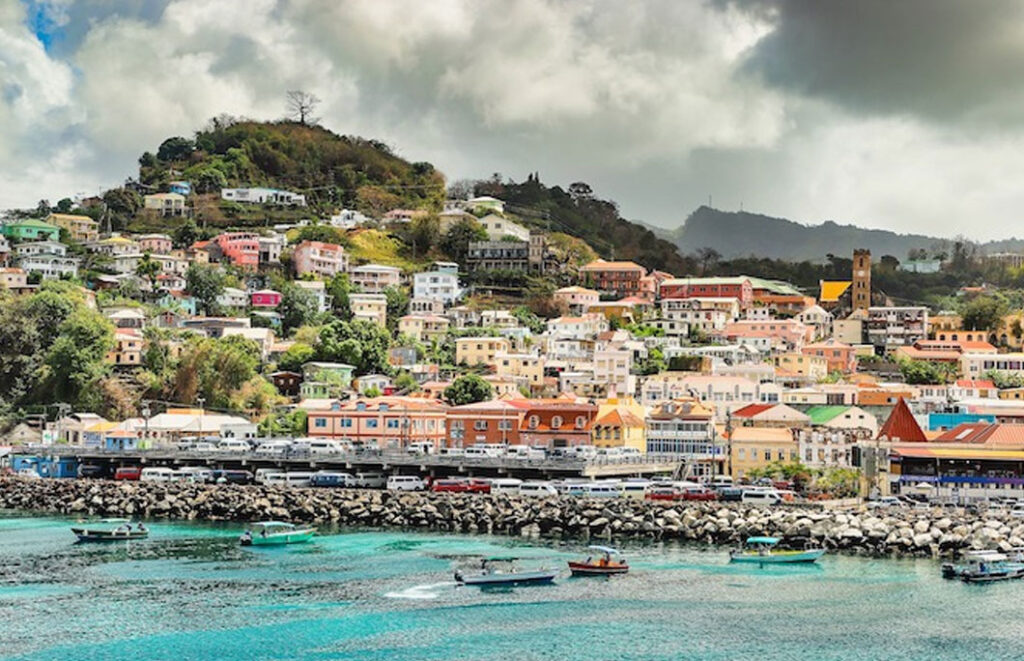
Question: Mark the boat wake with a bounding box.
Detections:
[384,582,456,600]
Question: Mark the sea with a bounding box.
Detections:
[1,513,1022,661]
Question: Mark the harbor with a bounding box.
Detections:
[3,514,1024,661]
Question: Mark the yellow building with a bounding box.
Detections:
[349,293,387,327]
[729,427,798,480]
[773,352,828,382]
[397,314,450,342]
[494,352,545,390]
[47,213,99,243]
[592,395,647,451]
[455,337,511,366]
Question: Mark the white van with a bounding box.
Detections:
[519,481,558,497]
[265,472,314,487]
[175,466,213,483]
[619,447,642,460]
[140,467,177,483]
[255,440,292,457]
[386,475,426,491]
[742,486,782,506]
[481,444,507,457]
[584,482,621,498]
[554,481,588,497]
[708,475,735,489]
[354,472,386,488]
[490,478,523,495]
[619,480,649,500]
[464,446,492,459]
[406,442,435,456]
[217,439,250,453]
[506,445,546,460]
[254,468,284,485]
[572,445,598,460]
[307,439,346,456]
[440,447,465,457]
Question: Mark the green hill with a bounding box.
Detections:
[473,175,692,275]
[138,119,446,217]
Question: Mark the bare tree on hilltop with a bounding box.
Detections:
[286,90,320,126]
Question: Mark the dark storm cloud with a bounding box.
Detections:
[732,0,1024,125]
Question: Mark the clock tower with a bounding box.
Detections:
[852,249,871,312]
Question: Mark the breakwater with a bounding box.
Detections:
[2,477,1022,557]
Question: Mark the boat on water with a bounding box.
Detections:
[942,550,1024,583]
[568,545,630,577]
[70,518,149,542]
[729,536,826,564]
[239,521,316,546]
[454,557,558,586]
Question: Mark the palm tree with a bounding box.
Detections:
[135,251,161,294]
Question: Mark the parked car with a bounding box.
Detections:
[519,481,559,497]
[431,479,470,493]
[209,469,253,485]
[354,472,386,488]
[217,439,251,453]
[114,466,142,481]
[77,464,106,479]
[681,486,718,501]
[741,486,782,506]
[867,496,903,509]
[406,442,435,456]
[645,487,682,502]
[310,471,355,488]
[1010,504,1024,518]
[465,478,491,494]
[255,440,292,457]
[716,486,744,502]
[176,466,214,483]
[140,467,177,483]
[386,475,426,492]
[254,468,284,485]
[439,447,465,457]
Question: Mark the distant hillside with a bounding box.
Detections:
[668,206,1024,262]
[474,176,692,275]
[138,120,446,215]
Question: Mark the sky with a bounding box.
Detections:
[4,0,1024,239]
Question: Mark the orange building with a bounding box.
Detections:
[307,397,447,450]
[580,260,647,297]
[516,401,598,448]
[445,399,527,447]
[802,339,858,373]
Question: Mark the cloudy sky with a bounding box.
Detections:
[4,0,1024,239]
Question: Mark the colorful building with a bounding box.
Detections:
[307,397,447,450]
[580,260,647,297]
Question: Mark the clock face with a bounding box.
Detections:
[856,270,866,277]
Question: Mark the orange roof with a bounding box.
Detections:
[877,398,926,442]
[581,260,645,271]
[934,423,1024,447]
[820,281,851,302]
[956,379,996,389]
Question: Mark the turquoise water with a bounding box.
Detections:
[1,514,1023,660]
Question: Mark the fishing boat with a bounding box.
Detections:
[942,550,1024,583]
[568,545,630,576]
[729,536,826,564]
[70,518,149,542]
[454,557,558,586]
[239,521,316,546]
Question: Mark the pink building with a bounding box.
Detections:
[293,240,348,278]
[659,277,754,308]
[250,289,282,307]
[802,339,858,373]
[719,319,812,350]
[137,233,173,254]
[213,232,260,270]
[553,286,600,312]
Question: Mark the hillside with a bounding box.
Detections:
[473,176,693,275]
[671,207,956,261]
[137,120,446,217]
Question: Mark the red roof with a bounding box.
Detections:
[956,379,996,389]
[934,423,1024,446]
[877,397,927,442]
[732,403,775,418]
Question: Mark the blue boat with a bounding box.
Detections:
[729,537,826,564]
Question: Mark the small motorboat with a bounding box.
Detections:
[729,536,825,564]
[568,545,630,577]
[454,557,558,586]
[71,518,149,542]
[942,550,1024,583]
[240,521,316,546]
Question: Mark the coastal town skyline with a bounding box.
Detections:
[8,1,1024,239]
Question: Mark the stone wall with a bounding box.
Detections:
[2,477,1022,558]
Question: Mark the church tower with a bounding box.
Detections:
[852,249,871,312]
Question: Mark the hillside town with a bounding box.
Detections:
[3,176,1023,504]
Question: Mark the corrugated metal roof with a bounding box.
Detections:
[819,281,851,302]
[877,397,927,442]
[805,405,850,425]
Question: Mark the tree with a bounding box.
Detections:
[157,136,195,162]
[193,167,227,194]
[960,295,1007,331]
[326,272,353,320]
[103,188,142,225]
[447,179,476,201]
[355,185,401,218]
[286,90,320,126]
[316,319,392,375]
[136,252,161,292]
[55,198,74,214]
[43,309,115,406]
[186,264,225,315]
[383,286,409,332]
[173,335,262,410]
[405,214,440,256]
[899,360,955,385]
[696,247,721,275]
[440,218,487,263]
[443,374,493,406]
[277,283,317,336]
[293,224,346,246]
[278,342,315,372]
[173,218,201,249]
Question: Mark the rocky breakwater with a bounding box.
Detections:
[3,477,1023,558]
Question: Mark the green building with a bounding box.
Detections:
[1,219,61,242]
[300,362,355,399]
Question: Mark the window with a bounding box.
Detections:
[528,415,539,429]
[341,419,353,428]
[367,419,379,428]
[499,420,512,431]
[474,420,488,431]
[576,416,587,429]
[551,416,562,429]
[387,419,399,429]
[314,418,327,428]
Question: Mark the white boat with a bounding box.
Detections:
[454,557,557,586]
[729,536,825,564]
[240,521,316,546]
[942,550,1024,583]
[71,518,149,542]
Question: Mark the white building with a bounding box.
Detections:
[350,264,401,293]
[546,313,609,339]
[221,187,306,206]
[478,214,530,241]
[866,306,929,349]
[258,233,286,265]
[217,287,248,309]
[412,262,462,305]
[295,280,330,312]
[640,374,781,421]
[593,347,635,397]
[294,240,348,279]
[796,304,834,340]
[961,352,1024,381]
[329,208,371,229]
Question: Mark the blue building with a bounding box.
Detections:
[12,455,80,478]
[928,412,997,431]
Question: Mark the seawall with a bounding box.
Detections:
[2,477,1021,558]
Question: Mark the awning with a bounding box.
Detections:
[893,447,1024,461]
